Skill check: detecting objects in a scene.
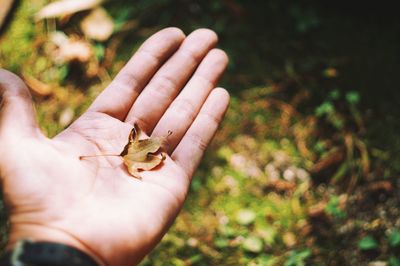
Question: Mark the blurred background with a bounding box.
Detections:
[1,0,400,265]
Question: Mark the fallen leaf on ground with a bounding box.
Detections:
[50,32,92,63]
[310,148,345,173]
[282,232,297,247]
[236,209,256,225]
[22,74,53,97]
[59,108,75,127]
[0,0,14,30]
[81,8,114,41]
[58,39,92,63]
[35,0,103,21]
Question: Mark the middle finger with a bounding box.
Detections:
[124,29,218,134]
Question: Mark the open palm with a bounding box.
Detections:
[0,28,229,266]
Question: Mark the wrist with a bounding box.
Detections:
[7,223,106,266]
[0,240,99,266]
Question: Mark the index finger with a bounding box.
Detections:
[88,27,185,120]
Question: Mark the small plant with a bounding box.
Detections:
[389,256,400,266]
[358,235,378,250]
[388,230,400,248]
[314,89,344,130]
[284,249,311,266]
[325,195,346,219]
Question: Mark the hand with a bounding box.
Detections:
[0,28,229,266]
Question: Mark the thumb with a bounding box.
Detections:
[0,69,39,140]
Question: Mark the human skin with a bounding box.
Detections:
[0,28,229,266]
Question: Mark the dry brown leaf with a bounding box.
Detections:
[265,179,296,193]
[22,74,53,97]
[282,232,297,247]
[121,123,171,178]
[308,201,328,218]
[80,8,114,41]
[79,124,171,179]
[310,148,345,174]
[35,0,103,21]
[58,39,92,63]
[0,0,14,30]
[58,40,93,63]
[50,32,92,63]
[59,107,75,127]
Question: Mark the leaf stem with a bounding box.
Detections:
[79,154,120,160]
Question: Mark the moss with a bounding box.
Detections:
[0,0,47,71]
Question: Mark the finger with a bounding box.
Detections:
[172,88,229,178]
[151,49,228,153]
[0,69,39,141]
[124,28,218,134]
[88,27,185,120]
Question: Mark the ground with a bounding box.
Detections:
[1,1,399,265]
